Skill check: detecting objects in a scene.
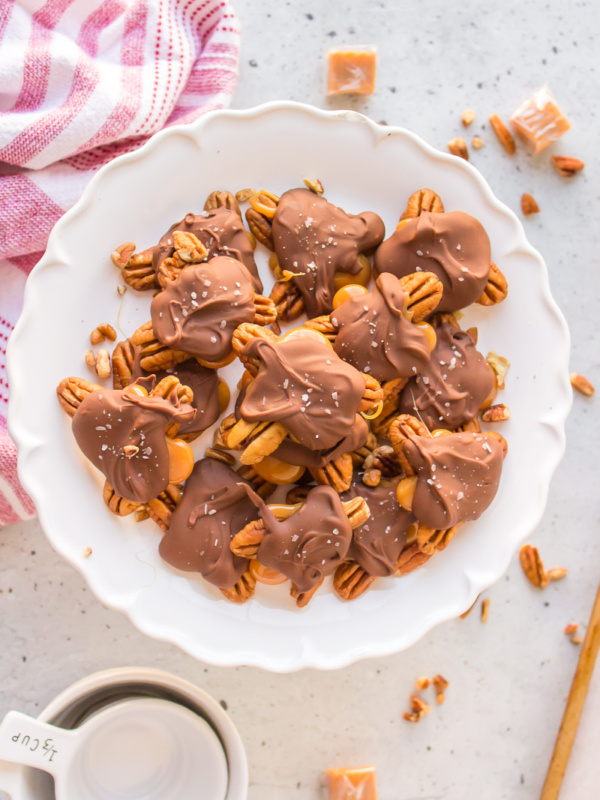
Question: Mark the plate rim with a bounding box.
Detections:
[7,101,572,671]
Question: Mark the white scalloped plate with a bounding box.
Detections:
[7,102,571,671]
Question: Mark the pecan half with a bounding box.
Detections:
[290,577,323,608]
[151,374,193,405]
[477,262,508,306]
[519,543,548,588]
[371,377,408,437]
[248,190,279,219]
[388,414,430,474]
[171,230,208,267]
[111,243,157,290]
[230,519,266,558]
[399,188,444,221]
[489,113,516,155]
[333,561,375,600]
[359,373,383,412]
[485,430,508,458]
[146,484,182,532]
[309,453,353,493]
[269,279,305,322]
[130,321,189,372]
[417,523,459,555]
[486,351,510,390]
[399,271,444,322]
[481,403,510,422]
[430,312,460,330]
[253,294,278,326]
[103,482,141,516]
[236,464,277,500]
[57,376,102,416]
[551,156,584,178]
[245,207,274,250]
[226,419,288,465]
[232,322,279,375]
[204,190,241,217]
[521,193,540,216]
[220,570,256,604]
[304,315,338,343]
[395,543,431,576]
[112,340,135,389]
[361,445,402,488]
[342,496,371,529]
[156,257,183,289]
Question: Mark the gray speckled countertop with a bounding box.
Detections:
[2,1,600,798]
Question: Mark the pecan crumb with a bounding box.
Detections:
[85,350,96,369]
[117,284,127,297]
[571,636,582,646]
[123,445,140,458]
[482,403,511,422]
[433,674,449,704]
[489,113,516,154]
[83,546,92,558]
[480,598,491,622]
[461,109,476,127]
[472,135,484,150]
[551,156,584,177]
[448,137,469,160]
[95,349,111,380]
[564,623,578,635]
[415,676,430,691]
[402,694,431,723]
[486,351,510,390]
[521,193,540,216]
[570,373,595,397]
[97,322,117,341]
[303,177,324,195]
[547,567,568,582]
[235,188,257,202]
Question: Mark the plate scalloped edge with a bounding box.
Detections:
[7,101,572,671]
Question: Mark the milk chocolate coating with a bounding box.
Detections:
[159,459,255,589]
[152,207,263,293]
[151,256,256,363]
[398,323,495,430]
[244,484,353,593]
[72,385,194,503]
[127,350,220,439]
[272,188,385,317]
[273,415,369,468]
[374,211,491,312]
[404,432,504,529]
[342,477,415,576]
[332,273,431,381]
[239,337,366,451]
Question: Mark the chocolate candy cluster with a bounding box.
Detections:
[57,186,509,606]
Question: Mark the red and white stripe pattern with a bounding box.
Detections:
[0,0,240,527]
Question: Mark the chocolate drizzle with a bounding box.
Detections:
[332,273,432,381]
[273,415,369,468]
[272,188,385,317]
[239,337,366,451]
[159,459,256,588]
[244,484,352,593]
[72,384,194,503]
[404,432,504,529]
[342,477,415,576]
[152,207,263,292]
[151,256,256,363]
[374,211,491,312]
[398,323,495,430]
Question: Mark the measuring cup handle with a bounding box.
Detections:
[0,711,76,778]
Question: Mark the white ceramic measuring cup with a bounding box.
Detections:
[0,697,228,800]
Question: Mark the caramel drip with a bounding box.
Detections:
[272,188,385,317]
[374,211,491,312]
[332,273,431,381]
[159,459,255,588]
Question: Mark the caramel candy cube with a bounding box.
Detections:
[326,766,377,800]
[327,47,377,96]
[510,86,571,154]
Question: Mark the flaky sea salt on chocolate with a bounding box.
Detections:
[324,766,378,800]
[510,86,571,154]
[327,46,377,96]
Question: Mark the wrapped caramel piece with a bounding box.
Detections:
[324,766,377,800]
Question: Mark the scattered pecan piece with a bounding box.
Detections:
[571,636,582,646]
[415,676,430,691]
[519,544,548,588]
[235,188,256,203]
[303,177,324,195]
[85,350,96,369]
[486,351,510,390]
[547,567,568,582]
[432,674,449,704]
[400,188,444,221]
[480,598,491,622]
[551,156,584,177]
[461,109,476,127]
[403,694,431,723]
[82,547,93,558]
[95,349,111,379]
[481,403,511,422]
[521,193,540,216]
[489,113,516,154]
[564,623,578,635]
[570,373,595,397]
[448,137,469,160]
[472,135,484,150]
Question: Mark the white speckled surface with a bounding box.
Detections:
[1,1,599,798]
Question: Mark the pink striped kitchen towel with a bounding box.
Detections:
[0,0,241,526]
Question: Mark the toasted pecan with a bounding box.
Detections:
[220,570,256,604]
[57,376,102,417]
[308,453,353,493]
[358,373,383,412]
[303,315,338,343]
[227,419,288,465]
[269,279,305,322]
[333,561,375,600]
[290,577,323,608]
[111,243,157,290]
[551,156,584,177]
[489,113,516,155]
[389,414,430,474]
[477,262,508,306]
[230,519,265,558]
[395,543,432,576]
[130,321,190,372]
[253,293,278,326]
[204,190,241,217]
[245,207,274,250]
[399,271,444,321]
[103,482,142,516]
[399,189,444,221]
[146,484,182,532]
[236,464,277,500]
[370,377,408,437]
